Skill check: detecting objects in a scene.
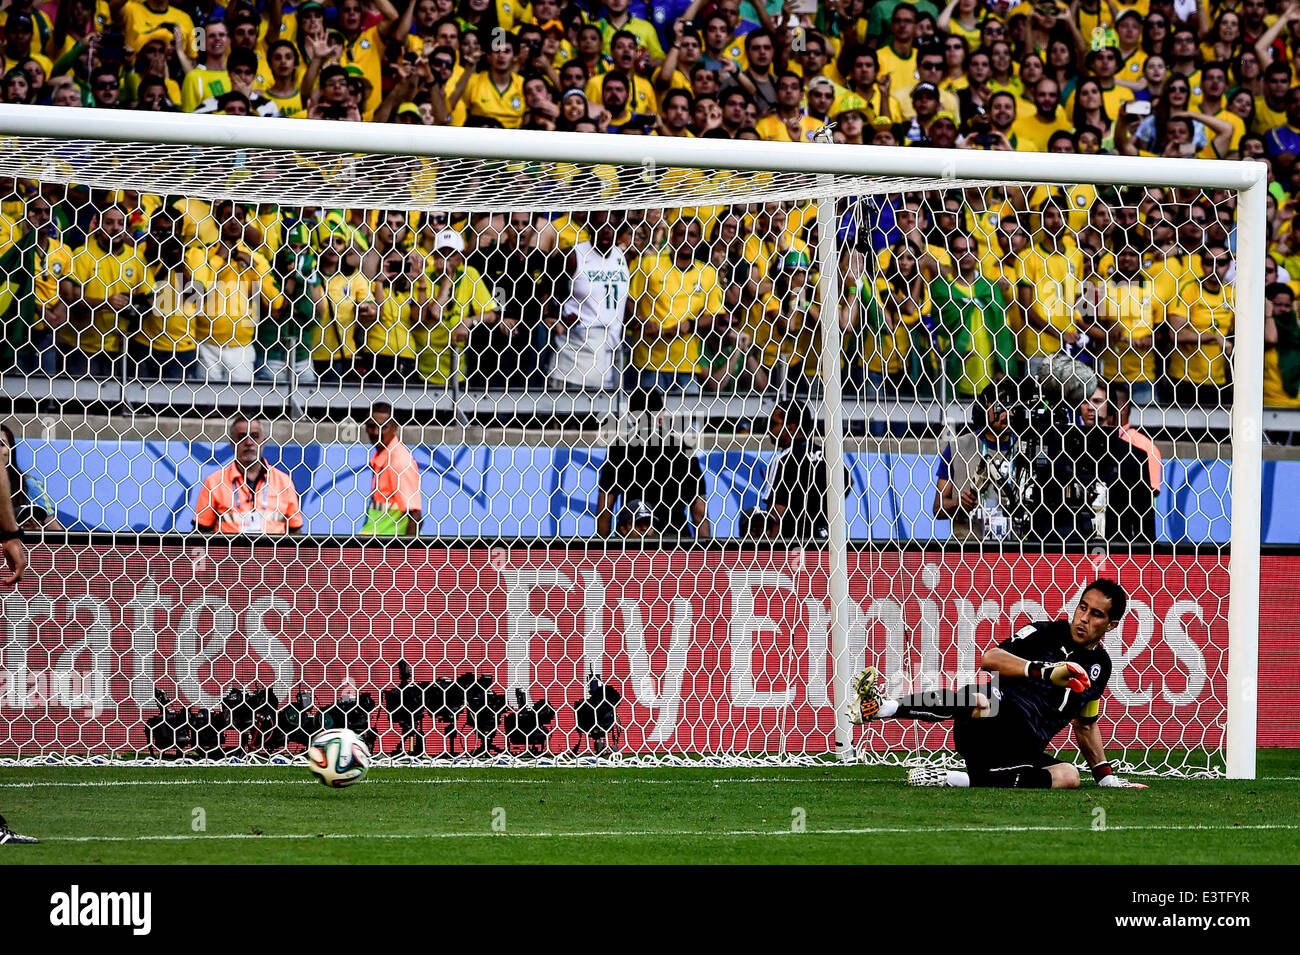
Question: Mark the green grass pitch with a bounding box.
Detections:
[2,750,1297,864]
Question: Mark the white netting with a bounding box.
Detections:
[0,133,1006,210]
[0,132,1250,779]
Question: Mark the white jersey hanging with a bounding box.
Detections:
[551,240,630,389]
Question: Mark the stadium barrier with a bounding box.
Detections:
[12,437,1300,543]
[3,540,1295,761]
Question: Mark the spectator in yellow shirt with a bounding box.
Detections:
[877,4,922,97]
[124,32,184,107]
[337,0,401,116]
[418,229,500,386]
[1167,246,1235,408]
[859,241,927,411]
[598,0,664,61]
[755,72,821,142]
[263,40,307,118]
[186,201,283,384]
[1016,199,1086,372]
[631,217,723,395]
[362,249,426,384]
[0,193,74,376]
[1,13,50,78]
[1065,46,1135,119]
[463,34,526,128]
[842,46,903,126]
[1088,232,1160,407]
[311,232,370,382]
[974,90,1040,150]
[1013,78,1072,151]
[121,0,198,61]
[1264,282,1300,411]
[65,205,152,378]
[585,31,660,116]
[180,20,230,112]
[130,209,198,381]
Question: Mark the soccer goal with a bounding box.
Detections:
[0,105,1264,778]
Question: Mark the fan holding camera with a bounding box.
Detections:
[959,93,1029,150]
[1115,74,1235,159]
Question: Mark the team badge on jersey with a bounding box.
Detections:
[1090,663,1102,681]
[511,96,521,109]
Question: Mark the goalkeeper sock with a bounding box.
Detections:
[971,766,1054,789]
[891,690,972,723]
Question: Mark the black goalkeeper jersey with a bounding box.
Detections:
[598,440,706,537]
[994,620,1112,748]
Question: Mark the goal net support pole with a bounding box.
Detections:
[1226,177,1265,781]
[815,182,853,760]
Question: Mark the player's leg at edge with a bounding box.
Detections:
[848,666,992,726]
[0,813,39,845]
[848,667,987,788]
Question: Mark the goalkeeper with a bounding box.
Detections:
[850,578,1146,790]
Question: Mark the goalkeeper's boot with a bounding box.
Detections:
[906,767,951,787]
[847,667,883,725]
[0,814,39,845]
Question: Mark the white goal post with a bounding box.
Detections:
[0,105,1263,777]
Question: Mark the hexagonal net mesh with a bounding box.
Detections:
[0,128,1257,778]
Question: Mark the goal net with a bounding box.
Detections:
[0,108,1263,777]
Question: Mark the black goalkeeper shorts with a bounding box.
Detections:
[951,712,1058,776]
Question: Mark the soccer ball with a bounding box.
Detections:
[305,728,370,788]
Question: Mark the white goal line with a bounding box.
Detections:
[35,823,1300,844]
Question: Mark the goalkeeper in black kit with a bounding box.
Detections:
[850,578,1147,790]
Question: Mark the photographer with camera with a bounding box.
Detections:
[934,379,1019,541]
[1011,358,1153,544]
[937,362,1152,544]
[751,398,849,542]
[596,388,710,541]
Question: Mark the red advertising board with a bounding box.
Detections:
[1,542,1295,756]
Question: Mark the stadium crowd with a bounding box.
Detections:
[0,0,1297,411]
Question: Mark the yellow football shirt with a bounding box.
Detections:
[67,238,152,355]
[181,68,230,112]
[339,25,385,114]
[631,257,722,373]
[415,265,498,384]
[1097,274,1159,384]
[135,266,198,352]
[34,238,73,309]
[864,277,925,375]
[1169,280,1234,386]
[311,270,371,362]
[465,72,527,129]
[121,1,198,60]
[1016,242,1085,359]
[185,243,283,348]
[368,277,426,360]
